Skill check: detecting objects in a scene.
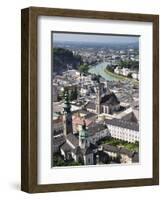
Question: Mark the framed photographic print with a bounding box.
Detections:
[21,7,159,193]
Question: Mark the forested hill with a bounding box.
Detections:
[53,48,82,74]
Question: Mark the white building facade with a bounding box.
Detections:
[105,119,139,143]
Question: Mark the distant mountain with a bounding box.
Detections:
[53,48,82,74]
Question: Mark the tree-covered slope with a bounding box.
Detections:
[53,48,82,74]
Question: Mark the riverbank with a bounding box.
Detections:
[88,62,139,84]
[104,68,126,81]
[104,67,139,84]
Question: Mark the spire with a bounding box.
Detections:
[96,81,101,114]
[82,119,86,131]
[62,88,73,136]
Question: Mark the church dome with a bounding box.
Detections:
[79,120,88,139]
[79,128,88,139]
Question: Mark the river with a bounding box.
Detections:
[88,62,119,81]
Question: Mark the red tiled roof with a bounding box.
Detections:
[72,116,93,126]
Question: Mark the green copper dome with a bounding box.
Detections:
[79,129,88,139]
[79,121,88,139]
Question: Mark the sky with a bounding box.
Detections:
[53,32,139,44]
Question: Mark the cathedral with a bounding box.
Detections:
[86,75,120,115]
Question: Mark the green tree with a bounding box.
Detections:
[127,72,132,78]
[69,88,78,101]
[66,160,82,166]
[79,64,89,75]
[119,60,128,68]
[53,154,65,166]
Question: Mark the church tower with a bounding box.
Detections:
[106,81,111,94]
[62,89,73,136]
[79,120,90,149]
[96,82,101,114]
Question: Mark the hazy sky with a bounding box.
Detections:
[53,32,139,44]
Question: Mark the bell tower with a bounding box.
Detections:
[62,89,73,136]
[106,80,111,94]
